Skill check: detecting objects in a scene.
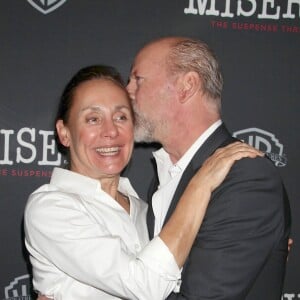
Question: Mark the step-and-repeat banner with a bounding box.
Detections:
[1,1,299,299]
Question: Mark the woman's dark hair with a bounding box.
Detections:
[54,65,127,155]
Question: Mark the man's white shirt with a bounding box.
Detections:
[152,120,222,236]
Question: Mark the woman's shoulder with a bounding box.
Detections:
[25,183,82,221]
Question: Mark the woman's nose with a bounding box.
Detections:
[101,119,118,138]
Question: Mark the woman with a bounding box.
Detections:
[24,65,262,299]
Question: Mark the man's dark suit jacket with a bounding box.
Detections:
[147,124,291,300]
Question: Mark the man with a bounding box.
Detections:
[127,37,291,299]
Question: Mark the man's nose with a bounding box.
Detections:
[126,79,136,100]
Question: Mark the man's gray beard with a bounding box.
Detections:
[133,105,156,143]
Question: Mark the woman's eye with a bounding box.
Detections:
[86,116,99,124]
[115,114,128,122]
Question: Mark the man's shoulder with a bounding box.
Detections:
[232,154,281,180]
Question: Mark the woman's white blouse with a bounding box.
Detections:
[24,167,181,300]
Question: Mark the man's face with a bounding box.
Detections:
[127,43,177,143]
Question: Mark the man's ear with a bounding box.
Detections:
[56,120,70,147]
[177,71,201,103]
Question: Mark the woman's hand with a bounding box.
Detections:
[189,141,264,193]
[287,238,293,261]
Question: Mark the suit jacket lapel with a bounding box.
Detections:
[147,168,159,239]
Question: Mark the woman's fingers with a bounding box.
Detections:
[192,142,263,192]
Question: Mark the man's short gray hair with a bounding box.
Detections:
[166,38,223,112]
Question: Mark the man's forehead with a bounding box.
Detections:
[134,48,167,69]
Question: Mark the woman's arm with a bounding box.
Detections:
[159,142,263,267]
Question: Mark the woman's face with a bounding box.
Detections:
[56,78,134,180]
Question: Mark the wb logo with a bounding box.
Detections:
[233,128,287,167]
[4,274,34,300]
[27,0,67,14]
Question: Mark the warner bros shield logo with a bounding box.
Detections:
[27,0,67,14]
[4,274,34,299]
[233,127,287,167]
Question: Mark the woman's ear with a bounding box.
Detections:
[178,71,201,103]
[56,120,70,147]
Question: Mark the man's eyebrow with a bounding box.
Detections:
[130,70,139,77]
